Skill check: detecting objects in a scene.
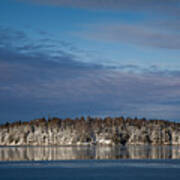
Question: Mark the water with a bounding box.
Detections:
[0,145,180,161]
[0,145,180,179]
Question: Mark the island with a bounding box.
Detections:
[0,116,180,146]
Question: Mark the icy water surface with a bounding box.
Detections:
[0,145,180,180]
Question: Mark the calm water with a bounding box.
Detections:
[0,145,180,161]
[0,145,180,180]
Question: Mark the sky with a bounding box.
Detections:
[0,0,180,123]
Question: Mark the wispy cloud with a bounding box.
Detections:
[17,0,180,51]
[14,1,180,52]
[17,0,180,16]
[78,22,180,50]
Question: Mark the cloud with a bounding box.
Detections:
[0,25,104,100]
[79,23,180,50]
[17,0,180,16]
[1,25,180,122]
[2,58,180,121]
[14,0,180,51]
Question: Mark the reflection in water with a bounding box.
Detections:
[0,145,180,161]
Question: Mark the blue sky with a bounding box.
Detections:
[0,0,180,122]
